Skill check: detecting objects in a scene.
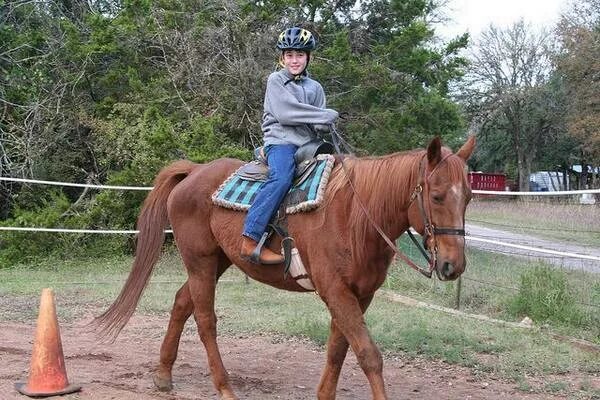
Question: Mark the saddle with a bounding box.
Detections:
[238,139,335,185]
[212,139,336,214]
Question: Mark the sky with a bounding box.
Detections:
[437,0,569,40]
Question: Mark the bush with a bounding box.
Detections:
[508,265,585,327]
[0,191,70,266]
[0,190,127,267]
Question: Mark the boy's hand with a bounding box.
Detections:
[313,124,331,133]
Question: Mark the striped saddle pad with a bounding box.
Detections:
[212,155,335,214]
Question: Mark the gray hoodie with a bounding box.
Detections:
[262,69,338,147]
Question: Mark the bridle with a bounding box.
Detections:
[405,154,466,278]
[330,126,466,279]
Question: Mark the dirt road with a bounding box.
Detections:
[0,314,584,400]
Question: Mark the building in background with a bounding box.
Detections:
[468,172,507,191]
[528,171,569,192]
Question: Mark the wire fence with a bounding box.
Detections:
[1,175,599,317]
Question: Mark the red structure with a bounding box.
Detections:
[468,172,506,191]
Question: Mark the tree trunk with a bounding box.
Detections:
[581,165,589,189]
[550,171,559,191]
[517,149,531,191]
[580,152,588,189]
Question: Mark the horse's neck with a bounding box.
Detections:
[353,152,421,239]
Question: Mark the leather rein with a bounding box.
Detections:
[330,128,465,278]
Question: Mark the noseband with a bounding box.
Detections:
[406,154,466,277]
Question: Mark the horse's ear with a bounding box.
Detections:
[427,136,442,165]
[456,135,476,161]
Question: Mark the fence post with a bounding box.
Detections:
[454,276,462,310]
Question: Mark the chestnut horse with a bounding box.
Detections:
[95,136,475,400]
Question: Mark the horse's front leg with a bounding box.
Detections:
[317,320,348,399]
[321,286,386,400]
[317,295,374,400]
[153,282,194,391]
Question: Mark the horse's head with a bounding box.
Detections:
[408,136,476,281]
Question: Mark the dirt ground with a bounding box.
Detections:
[1,313,595,400]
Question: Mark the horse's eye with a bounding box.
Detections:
[432,194,444,203]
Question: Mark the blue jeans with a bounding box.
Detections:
[243,144,298,242]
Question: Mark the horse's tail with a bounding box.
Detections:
[93,160,196,341]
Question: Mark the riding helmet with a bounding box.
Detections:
[276,27,317,52]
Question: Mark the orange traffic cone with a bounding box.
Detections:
[14,288,81,397]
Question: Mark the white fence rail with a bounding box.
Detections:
[2,176,600,194]
[1,176,599,263]
[1,226,598,262]
[473,189,600,195]
[0,177,153,190]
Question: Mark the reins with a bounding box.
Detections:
[330,126,465,279]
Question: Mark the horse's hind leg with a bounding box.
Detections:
[317,295,374,400]
[154,258,231,393]
[154,282,194,391]
[185,255,238,400]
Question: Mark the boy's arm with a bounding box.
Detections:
[314,83,326,108]
[266,75,337,125]
[312,84,330,132]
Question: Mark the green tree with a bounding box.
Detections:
[0,0,469,264]
[556,0,600,188]
[314,0,469,153]
[0,0,101,217]
[460,21,565,190]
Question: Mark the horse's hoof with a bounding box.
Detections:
[153,373,173,392]
[219,389,240,400]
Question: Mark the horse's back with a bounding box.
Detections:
[169,157,243,202]
[165,157,244,254]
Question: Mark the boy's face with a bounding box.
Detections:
[282,50,308,75]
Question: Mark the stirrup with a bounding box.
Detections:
[246,232,270,264]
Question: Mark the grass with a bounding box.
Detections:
[387,236,600,344]
[0,251,187,322]
[0,252,599,398]
[466,198,600,246]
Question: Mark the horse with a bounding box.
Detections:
[95,135,475,400]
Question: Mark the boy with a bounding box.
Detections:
[240,27,338,264]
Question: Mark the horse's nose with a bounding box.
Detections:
[441,261,454,279]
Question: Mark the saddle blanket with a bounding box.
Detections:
[212,154,335,214]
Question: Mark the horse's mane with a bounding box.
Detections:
[325,149,422,263]
[325,146,467,264]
